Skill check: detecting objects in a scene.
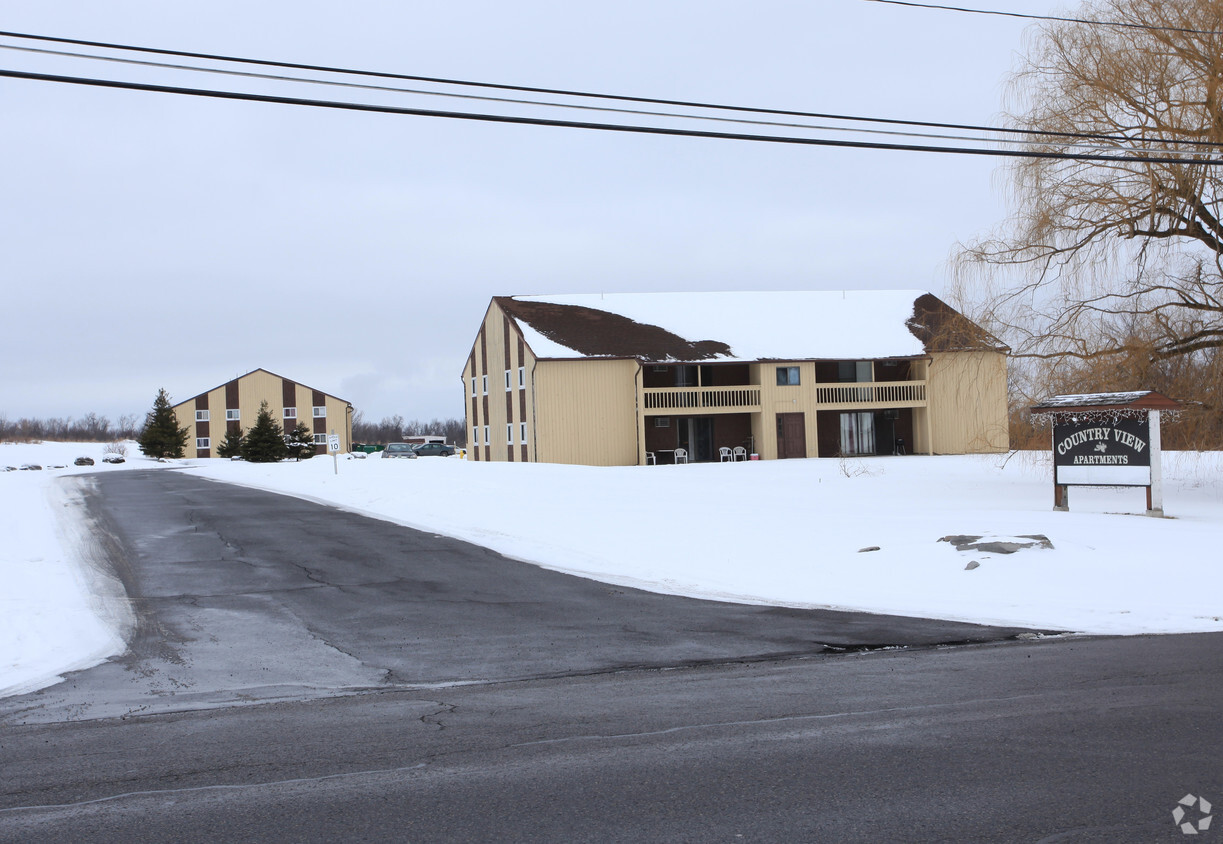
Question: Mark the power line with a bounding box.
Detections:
[0,27,1194,149]
[859,0,1223,37]
[8,42,1207,154]
[2,67,1219,167]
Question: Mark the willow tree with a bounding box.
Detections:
[955,0,1223,446]
[958,0,1223,362]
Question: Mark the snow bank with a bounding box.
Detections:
[0,441,147,697]
[185,450,1223,635]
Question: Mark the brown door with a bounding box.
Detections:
[776,413,807,459]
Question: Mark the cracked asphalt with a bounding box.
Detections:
[3,469,1041,724]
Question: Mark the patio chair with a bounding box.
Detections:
[733,446,747,461]
[719,447,732,462]
[674,447,688,464]
[646,451,656,465]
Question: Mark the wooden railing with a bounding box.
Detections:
[815,380,926,406]
[643,386,761,413]
[641,380,926,414]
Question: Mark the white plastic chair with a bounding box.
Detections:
[733,446,747,461]
[674,447,688,464]
[646,451,656,465]
[719,447,732,462]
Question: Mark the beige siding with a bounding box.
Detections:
[171,369,352,458]
[533,359,640,465]
[925,351,1009,454]
[463,301,537,462]
[752,361,822,459]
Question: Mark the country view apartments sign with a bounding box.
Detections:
[1031,391,1180,517]
[1054,417,1152,486]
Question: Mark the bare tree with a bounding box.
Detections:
[954,0,1223,447]
[956,0,1223,367]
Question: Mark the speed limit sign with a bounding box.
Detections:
[327,434,341,453]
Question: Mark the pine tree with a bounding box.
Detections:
[285,422,316,460]
[216,427,245,459]
[137,387,190,459]
[240,401,288,463]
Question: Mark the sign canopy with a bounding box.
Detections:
[1031,391,1181,417]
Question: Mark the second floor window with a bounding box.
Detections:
[776,366,800,386]
[313,406,327,418]
[226,409,240,421]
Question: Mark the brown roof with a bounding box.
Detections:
[906,293,1009,353]
[495,292,1005,361]
[494,297,732,360]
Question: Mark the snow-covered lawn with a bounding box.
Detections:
[3,441,1222,698]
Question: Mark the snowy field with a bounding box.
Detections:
[3,440,1222,698]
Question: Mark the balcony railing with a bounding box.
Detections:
[641,380,926,415]
[643,386,761,413]
[815,380,926,406]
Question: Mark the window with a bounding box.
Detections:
[518,367,525,388]
[483,425,490,446]
[283,408,297,419]
[472,427,480,446]
[226,409,240,421]
[505,370,512,391]
[471,377,477,397]
[482,375,488,395]
[836,361,873,383]
[520,422,527,443]
[196,437,210,449]
[506,424,514,444]
[776,366,800,386]
[313,433,327,445]
[313,406,327,418]
[195,410,210,422]
[839,412,876,456]
[654,417,670,428]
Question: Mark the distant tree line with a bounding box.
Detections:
[352,412,466,447]
[0,413,141,443]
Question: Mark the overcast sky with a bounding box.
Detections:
[1,0,1057,426]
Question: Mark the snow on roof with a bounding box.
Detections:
[1034,392,1155,408]
[1031,391,1181,412]
[504,290,939,361]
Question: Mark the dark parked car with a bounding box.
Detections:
[381,443,418,459]
[74,456,95,466]
[411,442,457,457]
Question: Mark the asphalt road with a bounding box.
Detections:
[1,470,1218,842]
[1,470,1041,724]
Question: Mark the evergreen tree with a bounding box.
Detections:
[216,427,245,459]
[285,422,316,460]
[240,401,288,463]
[137,387,190,459]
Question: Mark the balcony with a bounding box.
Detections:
[815,380,926,407]
[641,380,927,416]
[643,386,761,415]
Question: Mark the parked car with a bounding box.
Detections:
[411,442,457,457]
[381,443,418,459]
[74,456,95,466]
